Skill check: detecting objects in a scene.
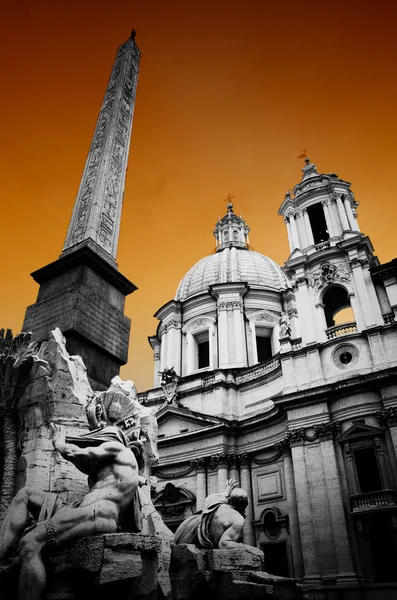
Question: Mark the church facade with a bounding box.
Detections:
[143,159,397,589]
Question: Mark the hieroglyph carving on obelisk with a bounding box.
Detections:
[63,37,140,260]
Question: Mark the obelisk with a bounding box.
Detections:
[23,33,140,390]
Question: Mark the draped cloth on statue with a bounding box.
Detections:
[174,493,228,548]
[69,425,129,448]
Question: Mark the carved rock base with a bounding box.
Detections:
[0,533,170,600]
[170,544,304,600]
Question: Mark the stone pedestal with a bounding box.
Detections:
[170,544,304,600]
[23,244,136,390]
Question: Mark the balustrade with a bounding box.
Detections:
[326,322,357,340]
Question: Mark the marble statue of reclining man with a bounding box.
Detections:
[0,422,140,600]
[174,478,263,559]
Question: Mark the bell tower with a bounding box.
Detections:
[23,33,140,390]
[278,159,384,346]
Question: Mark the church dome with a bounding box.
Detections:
[175,247,289,301]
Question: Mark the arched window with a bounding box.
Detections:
[153,483,196,532]
[323,285,354,328]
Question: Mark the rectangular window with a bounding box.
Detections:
[354,447,382,492]
[307,203,329,244]
[195,331,210,369]
[256,329,272,363]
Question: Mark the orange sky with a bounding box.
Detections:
[1,0,396,391]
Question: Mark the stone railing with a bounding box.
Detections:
[326,322,357,340]
[315,240,330,251]
[383,313,396,325]
[202,374,216,387]
[137,392,148,403]
[235,358,280,384]
[350,489,396,512]
[291,338,302,351]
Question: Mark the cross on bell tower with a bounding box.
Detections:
[23,34,140,390]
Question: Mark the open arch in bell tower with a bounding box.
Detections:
[323,285,354,327]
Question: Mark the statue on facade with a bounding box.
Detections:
[0,398,144,600]
[279,311,292,339]
[174,479,262,558]
[159,367,179,405]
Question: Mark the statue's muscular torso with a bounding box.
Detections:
[72,442,139,517]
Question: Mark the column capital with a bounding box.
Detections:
[238,452,250,466]
[376,407,397,427]
[295,276,308,287]
[217,452,229,466]
[349,257,361,268]
[228,453,240,467]
[191,457,206,472]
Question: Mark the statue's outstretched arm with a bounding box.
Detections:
[223,478,238,498]
[50,424,123,472]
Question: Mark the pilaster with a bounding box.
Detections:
[283,452,304,578]
[216,453,229,490]
[284,217,294,253]
[239,453,255,546]
[350,258,379,328]
[294,273,316,344]
[212,283,248,369]
[336,194,350,232]
[217,302,229,367]
[289,213,300,250]
[319,439,356,583]
[302,209,315,246]
[290,443,321,583]
[344,196,358,232]
[321,200,335,238]
[296,210,309,248]
[194,458,207,511]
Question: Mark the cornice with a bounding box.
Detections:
[154,420,343,478]
[274,364,397,409]
[31,243,137,295]
[154,299,182,321]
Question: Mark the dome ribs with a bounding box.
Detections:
[175,249,288,301]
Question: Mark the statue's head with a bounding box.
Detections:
[107,399,122,425]
[229,488,249,515]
